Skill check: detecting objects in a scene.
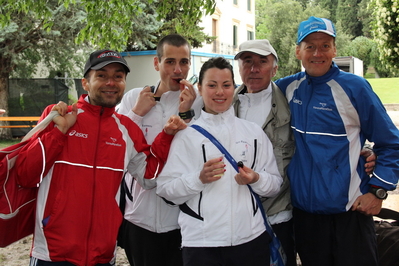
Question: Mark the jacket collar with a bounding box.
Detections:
[305,62,340,84]
[77,94,116,117]
[200,106,236,128]
[233,83,290,129]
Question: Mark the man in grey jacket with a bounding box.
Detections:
[233,39,296,266]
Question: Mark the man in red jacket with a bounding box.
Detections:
[16,49,186,266]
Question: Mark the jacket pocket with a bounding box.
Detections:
[179,192,204,221]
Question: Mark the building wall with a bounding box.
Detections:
[196,0,255,56]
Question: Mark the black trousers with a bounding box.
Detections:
[272,218,296,266]
[182,231,270,266]
[293,207,378,266]
[122,221,183,266]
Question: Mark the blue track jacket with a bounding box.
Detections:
[275,63,399,214]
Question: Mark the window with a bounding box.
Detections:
[233,25,238,47]
[247,31,254,40]
[247,0,251,11]
[233,0,238,5]
[212,19,218,53]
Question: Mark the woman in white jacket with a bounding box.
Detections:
[156,57,282,266]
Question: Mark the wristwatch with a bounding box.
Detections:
[369,186,388,200]
[179,109,195,120]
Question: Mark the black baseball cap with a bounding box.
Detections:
[83,49,130,77]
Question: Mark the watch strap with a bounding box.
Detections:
[179,109,195,120]
[369,186,388,200]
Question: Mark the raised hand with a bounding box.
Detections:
[178,79,197,114]
[51,102,78,134]
[163,115,187,135]
[132,86,157,116]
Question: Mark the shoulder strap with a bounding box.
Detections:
[21,111,59,142]
[376,208,399,221]
[191,125,238,172]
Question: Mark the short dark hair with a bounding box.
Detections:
[156,34,191,60]
[198,57,235,86]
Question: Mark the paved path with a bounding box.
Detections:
[388,111,399,128]
[382,109,399,211]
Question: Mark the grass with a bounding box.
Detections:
[0,138,21,149]
[366,77,399,104]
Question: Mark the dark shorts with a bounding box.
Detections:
[182,231,270,266]
[293,207,378,266]
[122,220,183,266]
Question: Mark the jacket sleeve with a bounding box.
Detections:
[156,130,206,205]
[118,88,144,126]
[125,121,174,190]
[15,105,68,188]
[354,79,399,191]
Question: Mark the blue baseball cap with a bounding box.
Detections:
[297,16,336,44]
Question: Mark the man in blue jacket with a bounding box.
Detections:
[275,16,399,266]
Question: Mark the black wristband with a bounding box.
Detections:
[179,109,195,120]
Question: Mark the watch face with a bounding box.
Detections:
[376,189,387,199]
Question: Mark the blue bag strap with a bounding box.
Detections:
[191,125,238,172]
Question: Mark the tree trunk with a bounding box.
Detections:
[0,73,12,139]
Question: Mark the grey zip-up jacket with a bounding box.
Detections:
[233,82,295,217]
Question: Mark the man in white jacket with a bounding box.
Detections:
[117,34,202,266]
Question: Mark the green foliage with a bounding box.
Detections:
[370,0,399,75]
[336,0,363,38]
[0,0,213,51]
[337,35,394,77]
[0,1,89,79]
[80,0,215,50]
[125,2,162,51]
[340,36,375,73]
[358,0,373,37]
[126,0,216,51]
[313,0,339,21]
[156,0,216,48]
[76,0,142,50]
[334,20,354,56]
[370,44,394,77]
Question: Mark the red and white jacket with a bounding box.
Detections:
[16,95,172,266]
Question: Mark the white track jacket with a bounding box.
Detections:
[157,107,282,247]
